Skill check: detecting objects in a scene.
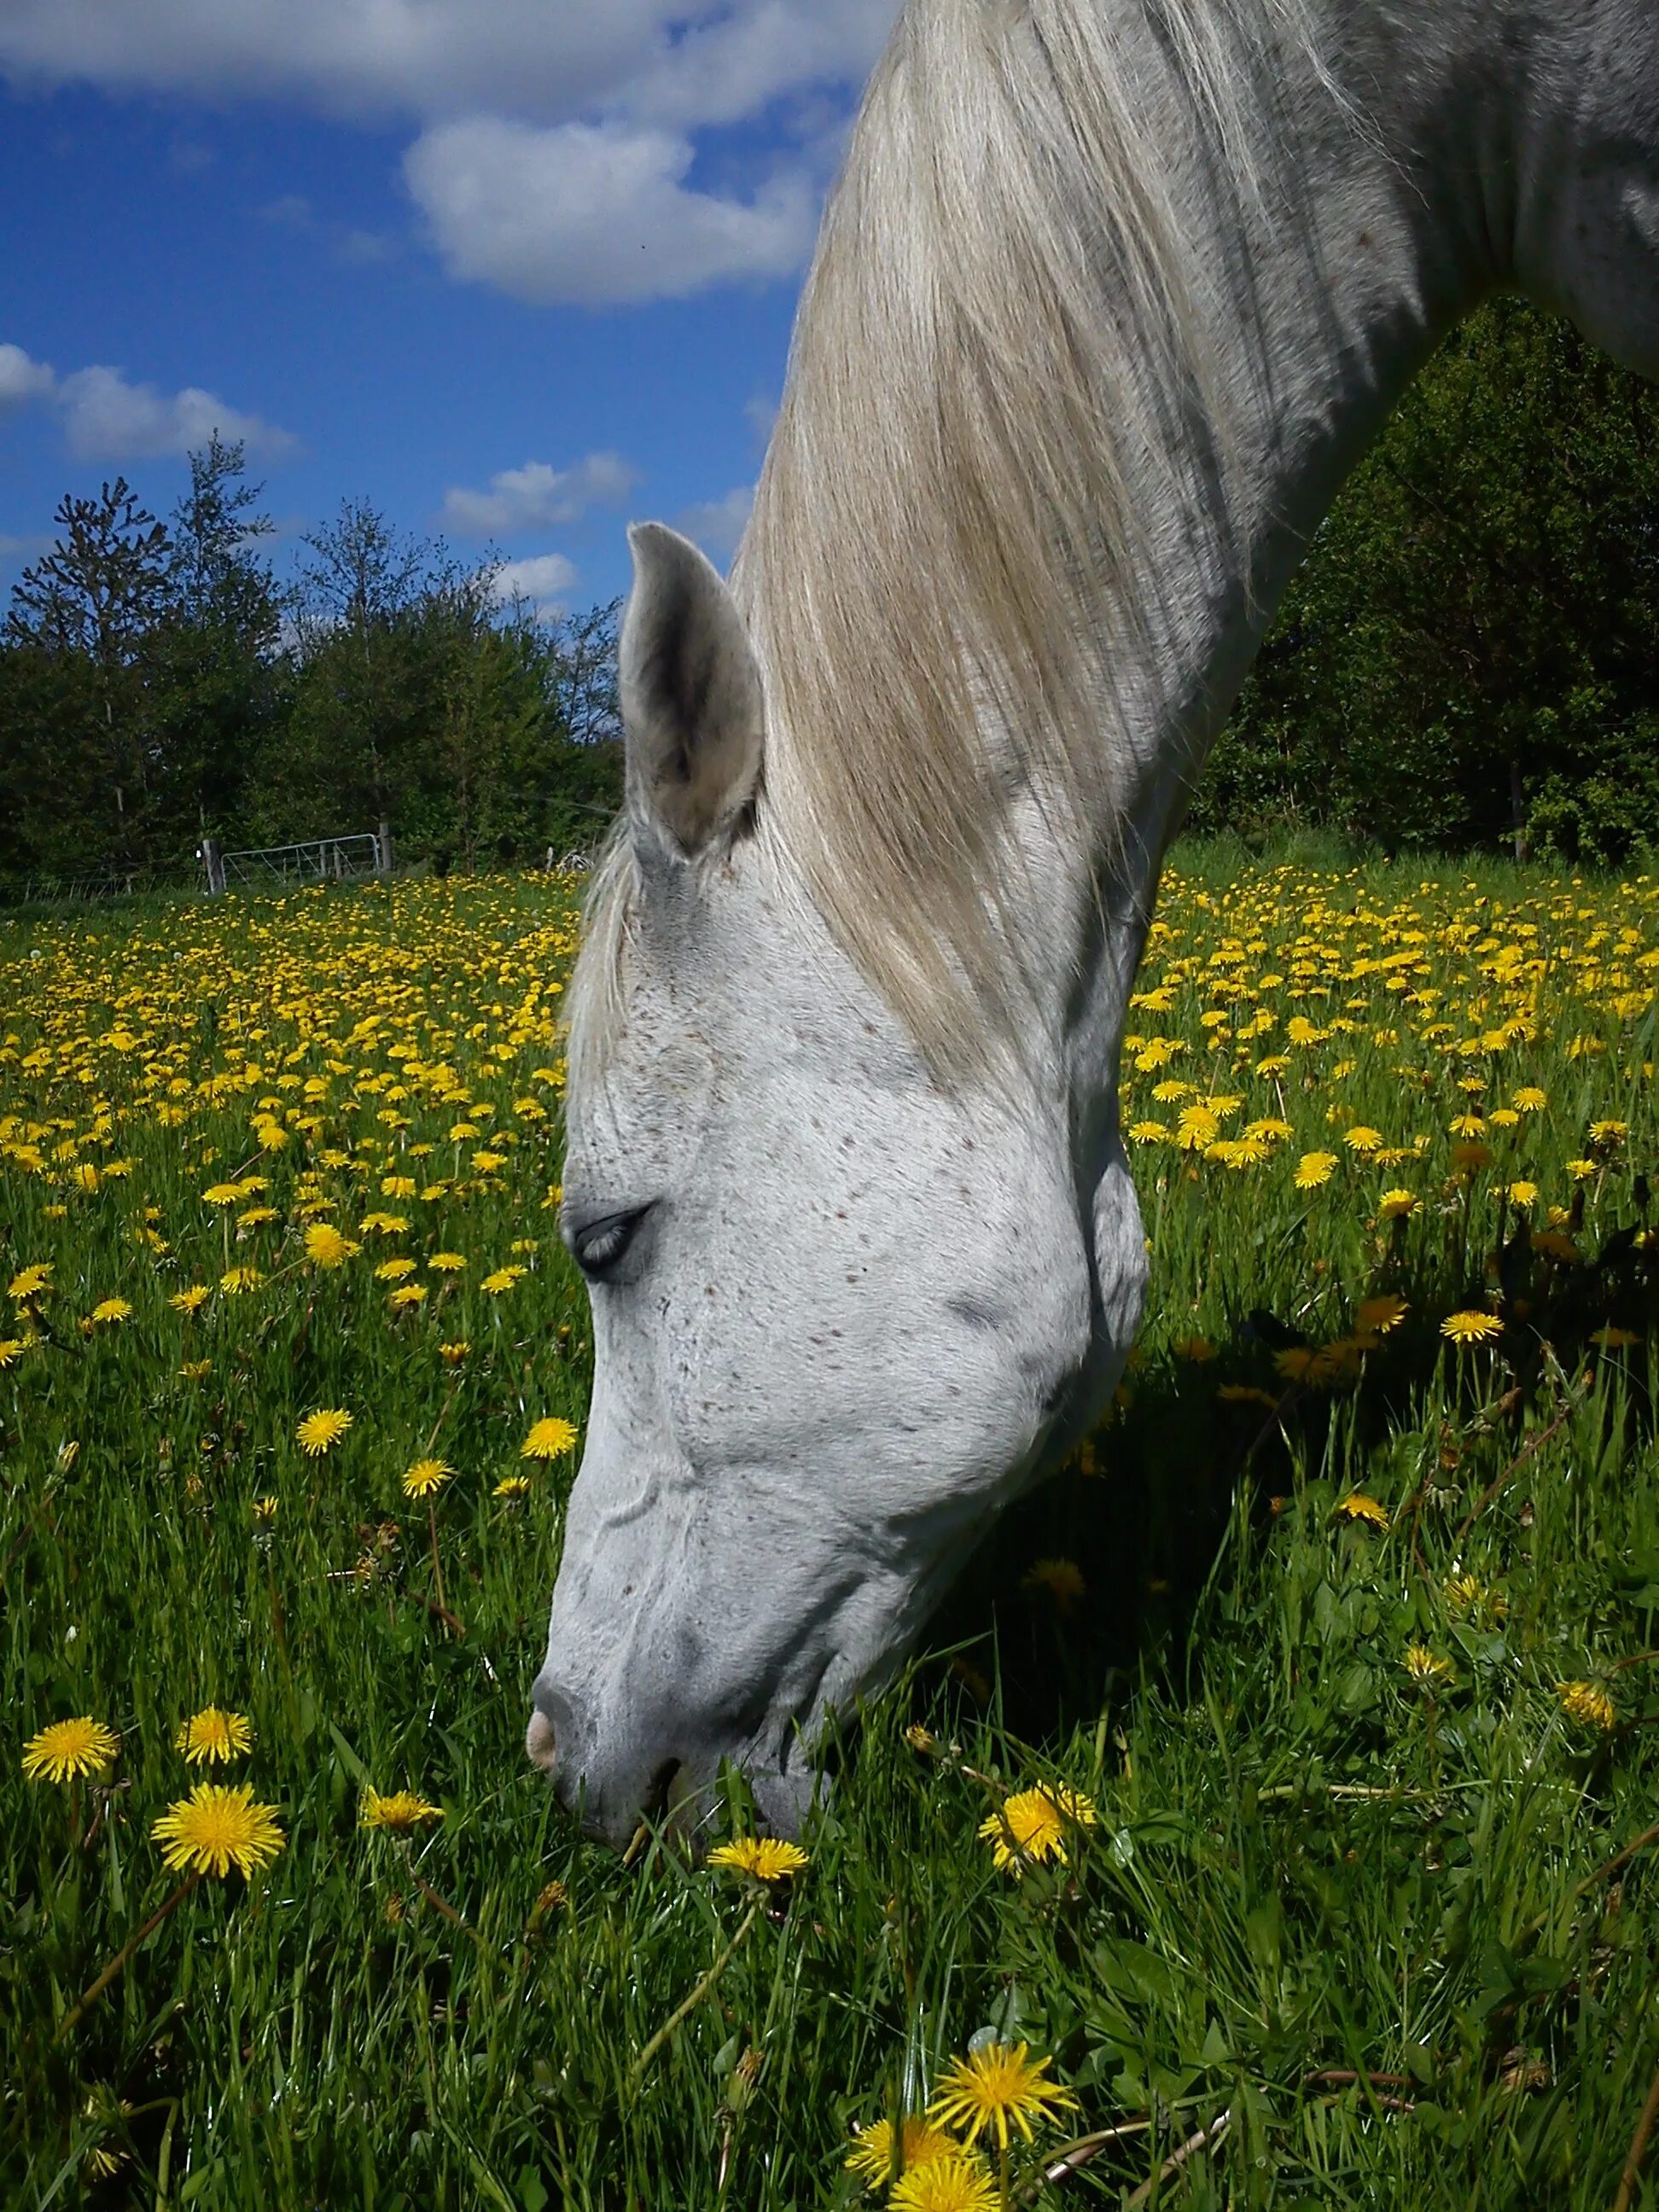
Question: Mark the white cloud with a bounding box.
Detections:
[676,484,753,562]
[55,365,296,462]
[405,117,818,306]
[442,451,638,538]
[0,342,55,411]
[490,551,579,620]
[0,3,904,309]
[0,3,897,131]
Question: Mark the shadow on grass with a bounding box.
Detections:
[920,1185,1659,1747]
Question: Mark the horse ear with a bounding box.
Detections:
[620,522,764,860]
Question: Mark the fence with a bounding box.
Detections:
[203,826,391,895]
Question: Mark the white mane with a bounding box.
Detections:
[581,0,1318,1073]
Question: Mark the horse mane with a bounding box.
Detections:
[579,0,1319,1080]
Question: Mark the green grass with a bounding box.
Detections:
[3,855,1658,2208]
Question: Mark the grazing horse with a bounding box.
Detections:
[528,0,1659,1843]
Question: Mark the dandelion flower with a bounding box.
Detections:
[1336,1493,1390,1528]
[493,1473,533,1501]
[9,1263,52,1301]
[22,1716,118,1783]
[1021,1557,1086,1610]
[707,1836,809,1883]
[252,1496,278,1527]
[171,1285,210,1315]
[359,1788,445,1831]
[174,1708,253,1765]
[428,1252,467,1273]
[481,1267,522,1295]
[1378,1189,1418,1221]
[1441,1309,1502,1345]
[202,1182,247,1207]
[90,1298,131,1325]
[928,2043,1077,2151]
[1508,1180,1540,1208]
[401,1457,452,1499]
[439,1340,471,1365]
[304,1223,359,1268]
[375,1256,416,1282]
[890,2157,998,2212]
[388,1283,428,1310]
[1590,1325,1640,1350]
[1344,1125,1384,1154]
[1355,1294,1409,1336]
[297,1407,352,1456]
[219,1266,265,1295]
[978,1783,1097,1873]
[1294,1151,1337,1190]
[1404,1644,1454,1686]
[152,1782,284,1878]
[905,1724,939,1755]
[1557,1680,1616,1732]
[0,1338,26,1369]
[522,1417,579,1461]
[1512,1087,1547,1113]
[845,2116,963,2187]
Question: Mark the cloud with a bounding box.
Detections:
[0,531,50,558]
[441,451,637,538]
[0,341,55,412]
[405,117,818,306]
[260,192,314,229]
[675,484,753,562]
[0,3,897,131]
[55,365,296,462]
[489,551,579,620]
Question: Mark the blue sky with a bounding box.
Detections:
[0,2,902,618]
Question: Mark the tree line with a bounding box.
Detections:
[0,439,622,894]
[3,296,1656,900]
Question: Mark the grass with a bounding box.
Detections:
[2,851,1658,2208]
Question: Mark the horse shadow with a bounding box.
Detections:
[916,1191,1659,1746]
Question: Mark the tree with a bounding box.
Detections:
[5,480,173,870]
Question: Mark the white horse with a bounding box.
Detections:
[529,0,1659,1843]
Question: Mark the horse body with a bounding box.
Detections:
[530,0,1659,1844]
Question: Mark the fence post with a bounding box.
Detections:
[377,821,393,877]
[201,838,225,896]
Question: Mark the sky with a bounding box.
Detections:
[0,1,904,620]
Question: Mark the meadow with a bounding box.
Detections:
[3,848,1659,2209]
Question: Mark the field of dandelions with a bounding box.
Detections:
[5,847,1659,2210]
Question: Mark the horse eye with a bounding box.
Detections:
[570,1208,649,1279]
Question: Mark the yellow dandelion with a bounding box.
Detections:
[928,2043,1077,2151]
[1344,1125,1384,1153]
[1378,1189,1418,1220]
[296,1407,352,1456]
[22,1716,119,1784]
[252,1496,279,1527]
[1590,1325,1640,1350]
[202,1181,247,1207]
[888,2157,997,2212]
[1294,1151,1337,1190]
[387,1283,428,1309]
[1173,1335,1216,1361]
[1512,1087,1547,1112]
[493,1473,533,1501]
[401,1458,453,1499]
[359,1788,445,1831]
[218,1266,264,1295]
[152,1783,285,1878]
[170,1285,211,1315]
[361,1212,409,1236]
[904,1724,939,1755]
[1508,1180,1540,1208]
[978,1783,1097,1874]
[845,2115,963,2188]
[522,1417,579,1460]
[706,1836,810,1883]
[1445,1574,1506,1622]
[428,1252,467,1273]
[9,1263,52,1302]
[1355,1294,1409,1335]
[304,1222,360,1268]
[1022,1557,1086,1610]
[1441,1309,1503,1345]
[481,1267,523,1295]
[1556,1679,1616,1731]
[1404,1644,1454,1686]
[0,1338,26,1370]
[1336,1493,1390,1528]
[375,1256,416,1282]
[89,1298,131,1325]
[174,1708,253,1766]
[439,1340,471,1365]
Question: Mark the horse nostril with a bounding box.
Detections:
[525,1707,558,1774]
[646,1758,681,1817]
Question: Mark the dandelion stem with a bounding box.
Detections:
[426,1497,448,1622]
[627,1901,761,2093]
[55,1872,199,2041]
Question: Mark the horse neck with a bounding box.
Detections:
[1064,0,1524,1114]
